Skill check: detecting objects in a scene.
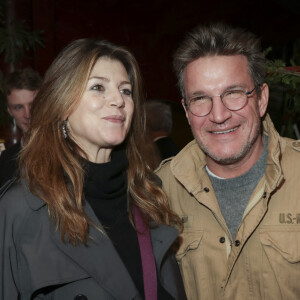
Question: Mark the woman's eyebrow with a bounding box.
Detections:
[88,76,131,86]
[88,76,109,81]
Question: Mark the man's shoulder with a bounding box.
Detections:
[155,139,201,180]
[0,141,21,160]
[278,136,300,157]
[278,137,300,171]
[155,157,173,185]
[156,157,173,172]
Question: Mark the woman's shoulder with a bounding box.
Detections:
[0,177,45,221]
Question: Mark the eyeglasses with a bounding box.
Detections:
[185,87,256,117]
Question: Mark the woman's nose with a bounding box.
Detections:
[108,90,125,107]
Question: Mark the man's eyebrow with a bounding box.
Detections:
[223,85,246,91]
[187,90,207,99]
[188,85,248,98]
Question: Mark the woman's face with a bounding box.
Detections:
[68,57,134,163]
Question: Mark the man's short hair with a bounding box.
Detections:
[173,23,265,99]
[146,99,173,135]
[4,68,42,98]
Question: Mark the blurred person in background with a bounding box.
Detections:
[146,99,179,162]
[0,68,42,186]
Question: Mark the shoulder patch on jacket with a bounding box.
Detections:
[155,157,173,172]
[291,140,300,152]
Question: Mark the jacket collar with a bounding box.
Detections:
[262,114,284,193]
[170,139,207,195]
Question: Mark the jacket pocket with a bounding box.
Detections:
[259,228,300,300]
[176,230,203,299]
[176,229,203,260]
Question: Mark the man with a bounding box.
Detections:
[146,99,179,161]
[156,23,300,300]
[0,68,42,186]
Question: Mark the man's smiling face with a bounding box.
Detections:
[182,55,268,169]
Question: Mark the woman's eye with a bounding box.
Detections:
[91,84,104,91]
[120,89,132,96]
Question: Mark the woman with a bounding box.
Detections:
[0,39,186,299]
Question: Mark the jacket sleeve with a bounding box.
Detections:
[0,183,22,298]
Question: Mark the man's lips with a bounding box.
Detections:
[210,126,239,135]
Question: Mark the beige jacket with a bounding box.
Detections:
[156,115,300,300]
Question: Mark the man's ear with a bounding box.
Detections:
[181,98,190,125]
[7,106,13,117]
[258,83,269,117]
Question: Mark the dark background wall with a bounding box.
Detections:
[7,0,300,147]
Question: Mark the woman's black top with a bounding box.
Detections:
[83,148,173,299]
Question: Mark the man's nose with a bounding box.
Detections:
[24,106,31,119]
[208,96,232,124]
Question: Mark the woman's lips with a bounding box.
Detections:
[103,115,125,123]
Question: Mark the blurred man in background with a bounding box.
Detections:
[146,99,179,162]
[0,68,42,186]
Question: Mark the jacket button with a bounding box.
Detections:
[219,237,225,243]
[293,141,300,147]
[235,240,240,247]
[74,295,88,300]
[204,187,210,192]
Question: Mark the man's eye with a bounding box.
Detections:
[191,96,210,103]
[120,89,132,96]
[224,90,244,98]
[13,105,23,111]
[91,84,104,91]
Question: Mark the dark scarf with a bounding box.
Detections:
[83,147,145,297]
[83,147,173,300]
[83,147,129,229]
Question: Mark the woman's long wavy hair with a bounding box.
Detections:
[20,39,182,245]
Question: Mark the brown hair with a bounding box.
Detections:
[173,23,265,100]
[20,39,181,245]
[4,68,42,98]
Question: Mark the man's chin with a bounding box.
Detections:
[210,155,243,165]
[20,124,29,133]
[205,147,252,165]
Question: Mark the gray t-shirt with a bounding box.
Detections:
[207,135,268,239]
